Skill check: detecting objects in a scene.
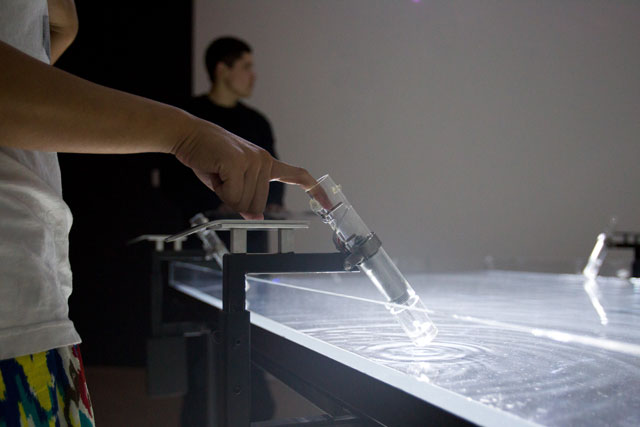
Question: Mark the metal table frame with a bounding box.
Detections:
[144,221,474,426]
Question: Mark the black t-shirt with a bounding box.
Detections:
[168,96,284,220]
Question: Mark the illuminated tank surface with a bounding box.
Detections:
[170,263,640,426]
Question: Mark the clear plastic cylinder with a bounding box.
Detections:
[190,213,228,268]
[307,176,372,252]
[583,233,608,280]
[307,175,438,346]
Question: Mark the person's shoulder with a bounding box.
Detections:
[182,94,211,112]
[237,102,270,125]
[187,95,211,109]
[237,101,265,118]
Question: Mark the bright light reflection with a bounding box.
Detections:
[583,279,608,325]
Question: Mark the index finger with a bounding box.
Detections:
[270,159,317,190]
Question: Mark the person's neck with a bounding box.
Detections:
[208,85,239,108]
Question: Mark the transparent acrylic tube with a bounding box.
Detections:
[307,175,438,346]
[190,213,229,268]
[582,217,616,280]
[583,233,608,280]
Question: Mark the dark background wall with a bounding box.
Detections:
[56,1,193,366]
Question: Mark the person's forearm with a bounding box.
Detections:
[48,0,78,64]
[0,40,190,155]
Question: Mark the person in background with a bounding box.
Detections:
[179,36,286,222]
[178,37,289,424]
[0,1,314,425]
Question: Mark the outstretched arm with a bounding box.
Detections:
[0,40,315,218]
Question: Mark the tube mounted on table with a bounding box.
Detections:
[582,217,617,280]
[190,213,229,268]
[307,175,438,346]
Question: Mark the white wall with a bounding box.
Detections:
[193,0,640,271]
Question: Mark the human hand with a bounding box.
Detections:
[173,118,316,219]
[214,204,236,215]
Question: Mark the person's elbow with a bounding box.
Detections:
[60,16,79,43]
[49,0,79,62]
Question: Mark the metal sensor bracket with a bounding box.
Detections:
[165,219,309,254]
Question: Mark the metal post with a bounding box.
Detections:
[231,229,248,253]
[278,229,295,253]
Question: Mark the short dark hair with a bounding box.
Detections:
[205,37,252,82]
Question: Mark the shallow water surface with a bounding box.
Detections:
[171,265,640,426]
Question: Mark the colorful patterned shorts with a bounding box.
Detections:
[0,345,94,427]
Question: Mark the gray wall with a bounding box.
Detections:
[193,0,640,272]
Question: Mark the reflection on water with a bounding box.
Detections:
[583,279,608,325]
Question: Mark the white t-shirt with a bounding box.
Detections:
[0,0,81,360]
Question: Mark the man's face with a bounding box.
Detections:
[220,52,256,98]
